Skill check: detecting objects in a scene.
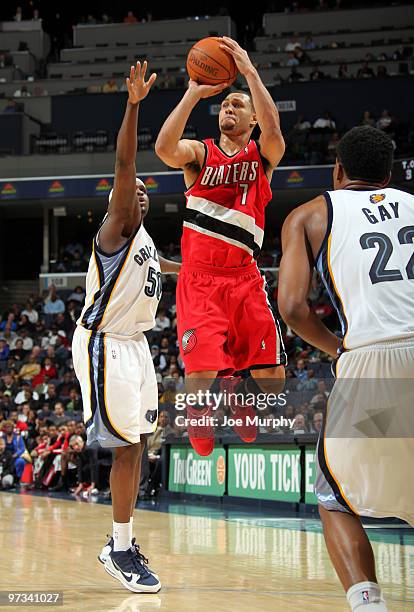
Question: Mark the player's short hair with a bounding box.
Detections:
[336,126,394,183]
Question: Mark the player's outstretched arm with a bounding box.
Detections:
[155,80,227,170]
[99,61,156,253]
[278,204,341,358]
[220,37,285,170]
[159,257,181,274]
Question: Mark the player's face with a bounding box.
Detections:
[219,94,256,136]
[135,181,149,218]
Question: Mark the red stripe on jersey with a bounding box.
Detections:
[182,139,272,268]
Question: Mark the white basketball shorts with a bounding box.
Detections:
[72,325,158,448]
[315,336,414,526]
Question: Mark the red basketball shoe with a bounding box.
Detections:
[221,376,257,443]
[186,404,215,456]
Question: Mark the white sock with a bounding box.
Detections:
[113,521,130,552]
[129,516,134,542]
[347,581,387,611]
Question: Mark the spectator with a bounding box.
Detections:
[294,359,308,382]
[123,11,137,23]
[377,65,388,78]
[32,357,58,388]
[310,66,325,81]
[16,329,34,352]
[9,339,26,364]
[13,383,39,406]
[21,301,39,325]
[51,402,68,426]
[102,79,119,93]
[0,339,10,364]
[14,6,23,21]
[65,388,82,414]
[293,414,307,434]
[285,37,301,52]
[357,62,375,78]
[293,115,311,131]
[313,112,336,130]
[286,52,299,67]
[377,109,393,131]
[288,66,304,82]
[154,308,171,332]
[13,85,31,98]
[361,110,375,127]
[0,437,15,489]
[44,289,65,320]
[311,411,324,434]
[337,63,350,79]
[303,36,316,50]
[1,420,29,481]
[18,354,41,383]
[37,402,54,421]
[2,99,19,114]
[151,345,167,371]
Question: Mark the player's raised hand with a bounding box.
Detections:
[126,61,157,104]
[187,79,229,99]
[219,37,254,76]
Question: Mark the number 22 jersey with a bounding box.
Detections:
[78,223,161,337]
[316,187,414,350]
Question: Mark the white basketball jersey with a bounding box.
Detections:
[316,187,414,350]
[78,223,161,336]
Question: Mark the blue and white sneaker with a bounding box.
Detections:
[104,546,161,593]
[98,536,159,579]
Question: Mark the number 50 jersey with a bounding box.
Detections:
[78,223,161,337]
[316,187,414,350]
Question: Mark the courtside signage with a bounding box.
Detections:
[228,446,301,502]
[169,446,226,496]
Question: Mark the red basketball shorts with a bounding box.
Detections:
[176,262,287,375]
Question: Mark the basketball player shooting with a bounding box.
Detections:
[155,37,286,456]
[72,62,178,594]
[278,126,414,611]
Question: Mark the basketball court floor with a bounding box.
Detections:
[1,492,413,611]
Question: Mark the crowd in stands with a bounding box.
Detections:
[0,238,338,497]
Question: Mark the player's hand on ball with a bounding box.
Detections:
[126,61,157,104]
[188,79,229,99]
[219,37,254,76]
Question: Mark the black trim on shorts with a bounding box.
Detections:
[317,420,355,514]
[96,332,130,444]
[87,331,98,420]
[184,208,260,258]
[249,363,279,370]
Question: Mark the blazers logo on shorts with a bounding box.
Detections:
[182,329,197,354]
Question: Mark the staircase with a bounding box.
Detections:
[0,280,40,312]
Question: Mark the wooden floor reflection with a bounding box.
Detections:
[0,492,413,611]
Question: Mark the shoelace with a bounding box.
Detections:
[129,547,152,578]
[131,538,149,566]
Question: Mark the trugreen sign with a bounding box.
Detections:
[305,449,318,505]
[168,446,226,496]
[228,446,301,501]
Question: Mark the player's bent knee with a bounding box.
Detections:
[251,365,286,393]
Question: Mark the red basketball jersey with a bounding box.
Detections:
[182,138,272,268]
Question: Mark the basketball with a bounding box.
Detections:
[187,37,237,86]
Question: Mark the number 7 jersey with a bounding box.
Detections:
[316,187,414,350]
[183,138,272,268]
[78,223,161,337]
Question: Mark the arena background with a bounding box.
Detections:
[0,1,413,610]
